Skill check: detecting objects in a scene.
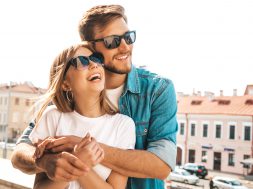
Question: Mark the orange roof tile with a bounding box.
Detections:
[0,83,45,94]
[177,95,253,116]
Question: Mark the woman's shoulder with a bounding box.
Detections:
[43,105,62,116]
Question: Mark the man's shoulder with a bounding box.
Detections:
[135,67,172,87]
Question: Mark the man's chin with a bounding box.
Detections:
[104,65,132,74]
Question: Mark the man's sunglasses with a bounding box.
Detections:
[64,52,104,76]
[91,31,136,49]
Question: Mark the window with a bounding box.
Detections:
[188,149,195,163]
[228,153,235,166]
[191,123,196,136]
[180,123,185,135]
[229,125,235,140]
[245,99,253,105]
[4,97,8,105]
[12,128,19,139]
[3,113,7,124]
[201,151,207,162]
[244,155,250,160]
[203,124,208,137]
[244,126,251,141]
[243,155,251,168]
[191,100,202,105]
[25,99,30,106]
[218,100,230,105]
[15,98,20,105]
[215,124,221,138]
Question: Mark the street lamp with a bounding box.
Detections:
[2,82,11,158]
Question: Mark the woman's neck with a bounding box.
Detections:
[74,94,105,118]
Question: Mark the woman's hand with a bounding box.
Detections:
[73,133,104,168]
[44,135,83,153]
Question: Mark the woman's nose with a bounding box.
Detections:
[88,61,98,69]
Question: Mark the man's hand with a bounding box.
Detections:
[35,151,89,182]
[44,135,82,153]
[74,133,104,168]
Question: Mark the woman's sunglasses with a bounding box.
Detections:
[91,31,136,49]
[64,52,104,76]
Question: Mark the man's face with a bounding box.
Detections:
[93,17,133,74]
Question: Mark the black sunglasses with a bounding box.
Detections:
[91,31,136,49]
[64,52,104,77]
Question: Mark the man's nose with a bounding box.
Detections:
[118,38,130,51]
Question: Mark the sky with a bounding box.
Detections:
[0,0,252,96]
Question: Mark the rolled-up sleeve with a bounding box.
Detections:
[147,80,178,170]
[147,139,177,170]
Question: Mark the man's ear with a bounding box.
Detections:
[61,80,71,92]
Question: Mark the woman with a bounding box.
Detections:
[29,42,136,189]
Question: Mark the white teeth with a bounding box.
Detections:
[88,73,101,81]
[116,55,128,60]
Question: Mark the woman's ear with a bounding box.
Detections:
[62,80,71,92]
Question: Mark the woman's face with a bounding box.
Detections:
[63,47,105,98]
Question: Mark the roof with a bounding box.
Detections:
[177,95,253,116]
[0,83,46,94]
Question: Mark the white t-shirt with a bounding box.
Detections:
[105,84,124,110]
[29,105,136,189]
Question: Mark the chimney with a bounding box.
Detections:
[204,91,214,100]
[220,90,223,96]
[192,88,196,96]
[233,89,237,96]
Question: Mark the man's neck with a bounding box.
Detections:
[105,71,127,89]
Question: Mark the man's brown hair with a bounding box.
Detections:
[78,5,127,41]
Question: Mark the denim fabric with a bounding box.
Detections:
[16,122,34,144]
[120,66,178,189]
[17,65,178,189]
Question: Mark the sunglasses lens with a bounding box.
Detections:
[76,56,89,70]
[104,36,121,49]
[90,53,104,64]
[125,31,136,45]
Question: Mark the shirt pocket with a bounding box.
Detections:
[135,121,149,136]
[135,121,149,149]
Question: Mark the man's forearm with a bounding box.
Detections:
[33,172,68,189]
[100,144,171,180]
[11,143,42,174]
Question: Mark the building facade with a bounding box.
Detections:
[177,89,253,175]
[0,82,44,143]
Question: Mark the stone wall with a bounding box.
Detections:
[0,179,31,189]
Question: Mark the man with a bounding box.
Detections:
[11,4,178,189]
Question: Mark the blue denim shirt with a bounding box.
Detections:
[119,66,178,189]
[17,65,178,189]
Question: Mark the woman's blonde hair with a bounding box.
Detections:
[34,42,117,127]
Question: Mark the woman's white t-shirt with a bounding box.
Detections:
[29,105,136,189]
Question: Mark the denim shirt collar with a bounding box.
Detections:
[122,65,140,96]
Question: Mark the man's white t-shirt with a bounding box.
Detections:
[29,105,136,189]
[105,84,124,110]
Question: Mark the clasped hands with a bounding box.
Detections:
[34,133,104,181]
